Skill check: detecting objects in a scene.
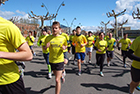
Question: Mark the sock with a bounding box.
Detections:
[47,64,51,73]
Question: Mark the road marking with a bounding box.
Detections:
[69,56,72,60]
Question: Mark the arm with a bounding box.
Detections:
[0,42,32,61]
[126,49,140,61]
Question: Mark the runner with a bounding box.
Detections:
[44,21,67,94]
[37,27,52,79]
[117,33,132,68]
[69,29,77,64]
[26,31,36,56]
[86,31,94,63]
[94,32,107,77]
[0,17,32,94]
[126,36,140,94]
[72,26,87,76]
[106,33,116,66]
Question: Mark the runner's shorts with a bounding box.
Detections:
[131,66,140,82]
[50,62,64,71]
[76,53,85,61]
[86,47,93,53]
[106,51,114,58]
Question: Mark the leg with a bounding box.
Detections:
[53,70,63,94]
[130,81,140,93]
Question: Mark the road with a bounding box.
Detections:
[23,46,139,94]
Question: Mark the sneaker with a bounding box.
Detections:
[48,73,52,79]
[107,62,110,67]
[73,61,77,65]
[78,71,81,76]
[88,60,91,64]
[62,71,66,77]
[136,85,140,90]
[20,69,24,77]
[123,64,126,68]
[100,72,104,77]
[33,52,36,56]
[21,62,26,69]
[61,73,65,83]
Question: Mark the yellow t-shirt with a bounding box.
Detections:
[37,34,49,54]
[106,38,116,51]
[130,36,140,69]
[26,36,35,46]
[72,35,87,53]
[61,33,69,52]
[118,38,131,51]
[0,17,26,85]
[94,39,107,54]
[44,35,67,63]
[86,36,94,48]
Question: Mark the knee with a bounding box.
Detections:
[55,77,61,83]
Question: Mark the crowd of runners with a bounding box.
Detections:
[0,2,140,94]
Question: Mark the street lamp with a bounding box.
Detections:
[63,18,76,34]
[55,1,65,21]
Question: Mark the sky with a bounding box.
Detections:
[0,0,140,32]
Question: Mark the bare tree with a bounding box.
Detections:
[28,11,57,29]
[9,16,19,23]
[132,7,140,19]
[106,9,126,38]
[0,0,8,5]
[100,21,110,35]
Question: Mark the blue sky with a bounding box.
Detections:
[0,0,140,32]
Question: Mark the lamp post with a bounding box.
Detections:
[55,1,65,21]
[63,18,76,34]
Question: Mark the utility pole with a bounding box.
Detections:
[106,9,126,39]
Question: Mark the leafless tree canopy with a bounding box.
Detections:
[132,7,140,19]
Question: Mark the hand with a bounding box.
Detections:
[73,43,76,47]
[98,49,102,52]
[62,45,67,50]
[118,47,120,50]
[46,42,50,48]
[81,44,84,47]
[126,46,129,49]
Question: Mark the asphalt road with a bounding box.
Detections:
[23,46,139,94]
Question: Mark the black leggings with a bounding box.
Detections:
[96,54,105,71]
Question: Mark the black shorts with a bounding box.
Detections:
[106,51,114,58]
[131,66,140,82]
[0,76,27,94]
[71,45,75,54]
[50,62,64,71]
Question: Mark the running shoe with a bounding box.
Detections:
[62,71,66,77]
[123,64,127,68]
[21,62,26,69]
[136,85,140,91]
[88,60,91,64]
[78,71,81,76]
[48,73,52,79]
[61,75,65,83]
[107,62,110,67]
[100,72,104,77]
[20,69,24,77]
[73,60,77,65]
[33,52,36,56]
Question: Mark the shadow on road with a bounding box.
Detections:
[81,83,129,93]
[25,85,55,94]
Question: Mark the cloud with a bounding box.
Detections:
[115,0,140,13]
[81,26,98,32]
[0,10,15,19]
[16,10,26,15]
